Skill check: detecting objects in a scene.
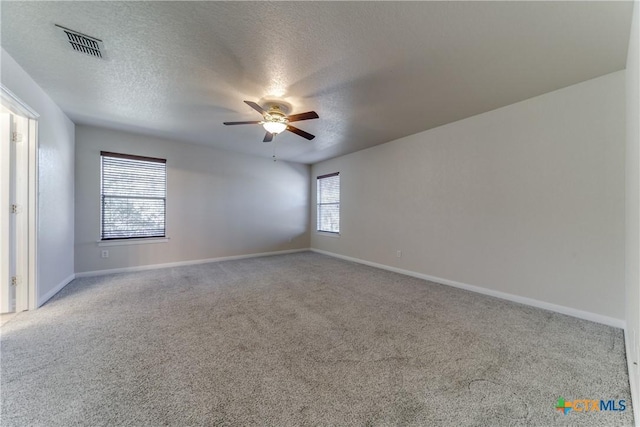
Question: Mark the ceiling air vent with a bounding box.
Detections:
[55,24,104,59]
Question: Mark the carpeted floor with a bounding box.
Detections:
[0,252,634,426]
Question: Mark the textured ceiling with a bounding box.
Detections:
[0,1,634,164]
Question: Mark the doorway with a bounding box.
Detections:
[1,86,38,314]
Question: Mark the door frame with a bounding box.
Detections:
[1,84,39,311]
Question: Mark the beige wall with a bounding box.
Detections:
[1,48,76,305]
[75,125,310,273]
[625,0,640,415]
[312,71,626,321]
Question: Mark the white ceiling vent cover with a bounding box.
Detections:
[55,24,104,59]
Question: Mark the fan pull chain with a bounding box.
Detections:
[272,139,277,162]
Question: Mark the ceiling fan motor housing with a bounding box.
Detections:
[262,102,291,125]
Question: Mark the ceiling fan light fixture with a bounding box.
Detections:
[224,100,318,142]
[263,121,287,135]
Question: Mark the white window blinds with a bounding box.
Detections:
[317,172,340,233]
[101,152,166,240]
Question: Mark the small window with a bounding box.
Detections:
[317,172,340,233]
[101,151,166,240]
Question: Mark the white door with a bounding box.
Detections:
[0,112,12,313]
[13,112,29,312]
[1,109,29,313]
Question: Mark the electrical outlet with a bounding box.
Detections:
[396,250,402,258]
[101,250,109,258]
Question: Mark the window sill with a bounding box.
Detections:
[316,231,340,238]
[97,237,170,247]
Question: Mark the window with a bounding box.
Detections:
[101,151,166,240]
[317,172,340,233]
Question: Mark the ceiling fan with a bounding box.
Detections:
[224,101,319,142]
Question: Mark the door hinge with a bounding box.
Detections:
[11,276,21,286]
[11,132,22,143]
[10,204,21,214]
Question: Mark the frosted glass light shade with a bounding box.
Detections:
[263,121,287,134]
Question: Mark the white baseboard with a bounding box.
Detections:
[38,273,75,307]
[624,328,640,426]
[310,249,625,329]
[75,248,310,278]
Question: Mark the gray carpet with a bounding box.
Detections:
[0,252,633,426]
